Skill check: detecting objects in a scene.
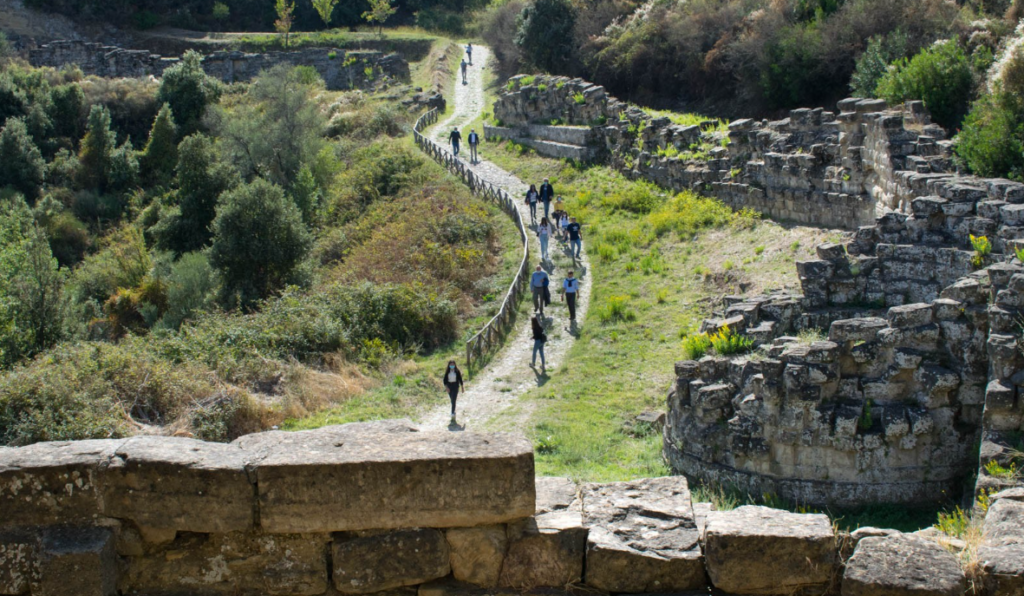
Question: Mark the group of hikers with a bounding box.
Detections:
[439,43,588,423]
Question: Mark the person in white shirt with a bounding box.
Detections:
[562,270,579,321]
[537,217,552,262]
[441,360,464,423]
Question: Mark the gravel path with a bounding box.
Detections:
[418,46,592,432]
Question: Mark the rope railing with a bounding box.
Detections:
[413,108,531,371]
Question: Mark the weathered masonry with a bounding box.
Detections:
[28,40,410,90]
[490,76,962,230]
[3,420,1020,596]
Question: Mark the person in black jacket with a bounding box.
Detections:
[449,128,462,156]
[442,360,464,422]
[468,129,480,163]
[539,178,554,219]
[531,316,546,371]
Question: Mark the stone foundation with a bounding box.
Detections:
[28,40,410,90]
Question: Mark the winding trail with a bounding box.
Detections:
[417,46,592,432]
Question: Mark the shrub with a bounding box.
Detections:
[970,234,991,268]
[209,178,313,308]
[956,91,1024,179]
[68,225,151,307]
[47,83,84,142]
[0,73,27,125]
[682,333,712,360]
[875,40,976,130]
[597,295,636,323]
[415,6,466,35]
[157,50,222,135]
[80,76,160,147]
[0,118,45,201]
[708,324,754,356]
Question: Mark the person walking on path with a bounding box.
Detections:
[537,217,552,262]
[466,43,473,65]
[449,127,462,157]
[530,264,549,315]
[567,216,583,260]
[531,316,547,371]
[468,129,480,164]
[539,178,554,219]
[461,59,468,84]
[562,270,579,322]
[442,360,464,423]
[525,184,540,223]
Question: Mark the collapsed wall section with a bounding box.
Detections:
[27,40,410,90]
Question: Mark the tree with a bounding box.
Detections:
[156,133,237,255]
[77,105,117,191]
[0,118,45,201]
[157,50,221,136]
[139,104,179,186]
[275,0,297,48]
[209,178,312,308]
[210,65,326,188]
[362,0,397,39]
[312,0,339,27]
[850,30,910,98]
[514,0,576,72]
[47,83,85,142]
[212,1,230,30]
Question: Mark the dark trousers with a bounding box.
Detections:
[528,202,537,220]
[566,292,577,320]
[446,384,459,414]
[470,143,478,162]
[542,200,551,219]
[451,140,460,155]
[532,287,544,314]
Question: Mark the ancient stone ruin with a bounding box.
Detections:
[4,420,1020,595]
[28,40,410,90]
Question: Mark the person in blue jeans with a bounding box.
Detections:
[537,217,552,262]
[539,178,554,219]
[531,316,546,371]
[530,264,549,315]
[449,128,462,156]
[525,185,540,223]
[566,217,583,259]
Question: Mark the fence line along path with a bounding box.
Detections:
[412,46,593,432]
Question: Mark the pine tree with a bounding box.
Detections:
[140,104,179,186]
[0,117,45,201]
[77,105,117,191]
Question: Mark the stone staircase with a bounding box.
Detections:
[483,123,599,162]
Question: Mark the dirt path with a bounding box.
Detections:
[418,46,592,432]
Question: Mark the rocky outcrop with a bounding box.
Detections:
[28,40,410,91]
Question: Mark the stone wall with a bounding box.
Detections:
[28,40,410,90]
[5,420,1013,596]
[492,75,1024,234]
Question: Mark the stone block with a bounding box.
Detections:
[535,476,579,514]
[500,510,586,589]
[704,506,835,595]
[334,529,450,594]
[0,440,120,527]
[123,530,328,595]
[984,498,1024,547]
[887,303,933,328]
[0,529,39,595]
[238,425,535,533]
[829,318,887,343]
[581,477,705,593]
[100,436,253,534]
[977,545,1024,596]
[445,526,507,588]
[842,533,965,596]
[38,526,116,596]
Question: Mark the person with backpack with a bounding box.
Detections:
[468,129,480,164]
[461,59,468,84]
[530,264,548,315]
[537,217,552,262]
[539,178,554,219]
[567,217,583,259]
[449,127,462,156]
[562,270,579,322]
[531,316,546,371]
[525,184,540,223]
[441,360,464,423]
[466,43,473,65]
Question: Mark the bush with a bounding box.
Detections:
[875,40,977,130]
[155,251,218,330]
[80,76,160,147]
[708,324,754,355]
[415,6,466,35]
[514,0,575,72]
[68,225,151,306]
[209,178,312,308]
[597,295,636,323]
[681,333,712,360]
[955,92,1024,179]
[850,30,910,98]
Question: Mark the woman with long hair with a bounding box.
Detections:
[525,184,540,223]
[537,217,552,262]
[530,316,547,371]
[442,360,464,422]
